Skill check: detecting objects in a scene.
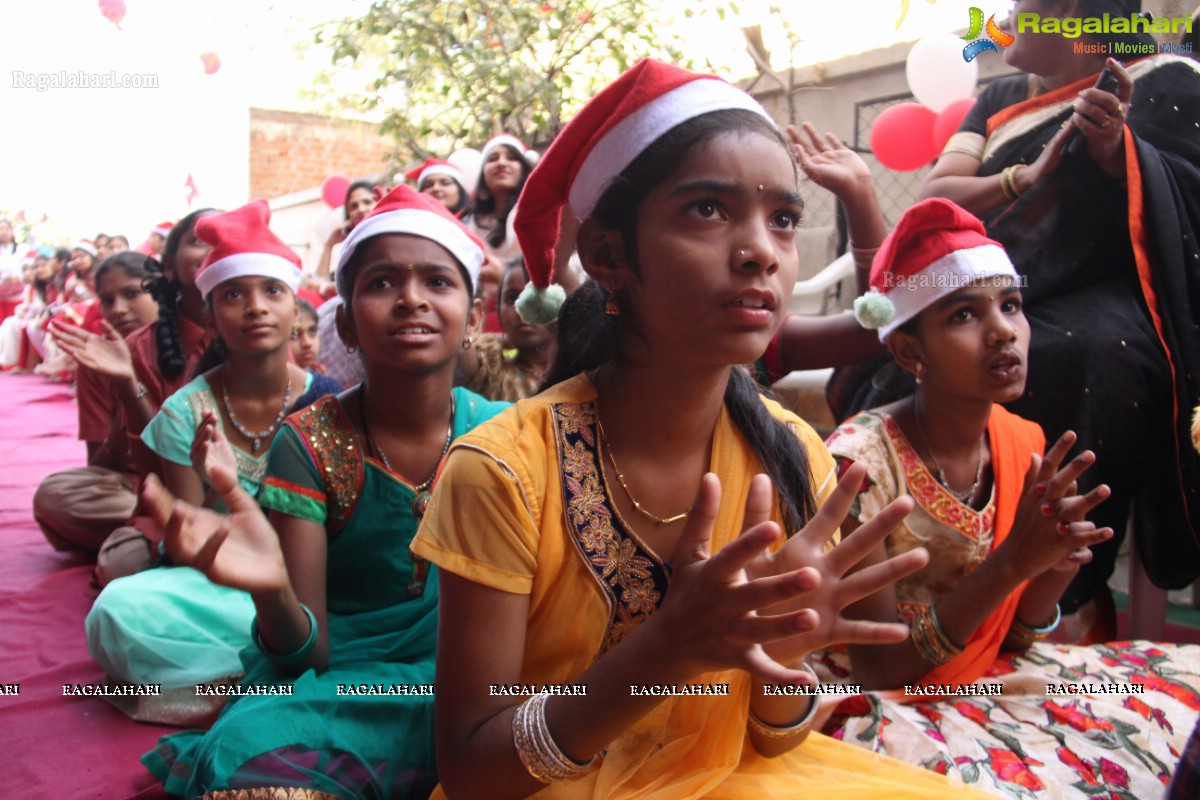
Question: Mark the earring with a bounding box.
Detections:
[462,336,475,351]
[605,280,620,316]
[914,362,923,385]
[346,344,358,355]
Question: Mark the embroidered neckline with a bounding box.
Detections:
[882,414,995,542]
[552,400,670,656]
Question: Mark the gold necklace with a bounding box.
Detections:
[595,415,690,526]
[913,399,985,504]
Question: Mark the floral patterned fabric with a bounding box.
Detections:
[821,410,1200,798]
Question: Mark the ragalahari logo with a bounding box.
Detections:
[962,7,1015,61]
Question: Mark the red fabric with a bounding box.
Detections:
[0,374,173,799]
[75,365,117,444]
[126,314,212,412]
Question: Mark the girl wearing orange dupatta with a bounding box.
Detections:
[411,61,994,800]
[818,199,1200,799]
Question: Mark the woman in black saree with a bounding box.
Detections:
[830,0,1200,638]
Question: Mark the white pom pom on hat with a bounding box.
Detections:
[512,58,772,324]
[860,197,1018,341]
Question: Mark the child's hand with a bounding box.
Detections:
[141,465,288,594]
[745,464,928,666]
[787,122,874,200]
[996,431,1113,581]
[190,410,238,488]
[50,320,135,381]
[644,467,926,687]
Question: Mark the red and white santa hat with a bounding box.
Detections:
[20,249,38,267]
[853,198,1018,341]
[404,158,467,189]
[480,134,532,166]
[511,58,772,324]
[335,184,485,299]
[151,221,174,238]
[194,200,302,300]
[71,239,98,257]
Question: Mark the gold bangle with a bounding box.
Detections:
[911,605,964,665]
[1009,603,1061,647]
[999,167,1018,202]
[748,665,820,740]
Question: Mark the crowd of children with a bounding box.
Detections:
[3,24,1200,800]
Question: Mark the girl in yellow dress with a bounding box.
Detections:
[411,59,994,800]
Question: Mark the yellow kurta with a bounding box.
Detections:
[412,374,992,799]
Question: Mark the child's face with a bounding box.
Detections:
[69,250,95,274]
[208,276,297,356]
[97,269,159,336]
[290,311,320,369]
[420,175,463,211]
[340,233,481,374]
[498,267,553,354]
[22,261,36,283]
[907,278,1030,403]
[616,130,801,370]
[166,220,213,288]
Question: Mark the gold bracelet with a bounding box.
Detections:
[911,605,964,665]
[999,167,1018,202]
[748,665,820,740]
[1009,603,1061,647]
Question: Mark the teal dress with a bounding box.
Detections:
[143,387,509,799]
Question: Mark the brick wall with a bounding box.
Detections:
[249,108,396,200]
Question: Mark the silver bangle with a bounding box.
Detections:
[512,691,596,783]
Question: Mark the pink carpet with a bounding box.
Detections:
[0,374,173,800]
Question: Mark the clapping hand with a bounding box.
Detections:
[744,465,928,666]
[647,466,926,686]
[998,431,1112,580]
[50,320,135,382]
[191,411,238,488]
[141,463,288,594]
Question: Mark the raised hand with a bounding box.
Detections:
[50,320,135,381]
[191,410,238,488]
[786,122,873,199]
[141,464,289,594]
[996,430,1112,580]
[745,463,928,666]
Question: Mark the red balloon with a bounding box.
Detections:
[870,103,939,172]
[931,98,977,155]
[321,175,351,209]
[200,52,221,75]
[98,0,125,29]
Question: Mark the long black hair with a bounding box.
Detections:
[94,251,161,292]
[472,144,532,249]
[146,208,215,379]
[542,109,818,533]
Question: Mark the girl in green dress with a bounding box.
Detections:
[139,186,509,799]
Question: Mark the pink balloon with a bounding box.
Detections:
[98,0,125,29]
[200,52,221,75]
[931,98,977,155]
[321,175,351,208]
[870,103,939,172]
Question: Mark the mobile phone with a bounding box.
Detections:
[1065,65,1121,156]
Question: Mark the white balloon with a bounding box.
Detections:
[906,33,979,113]
[448,148,483,196]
